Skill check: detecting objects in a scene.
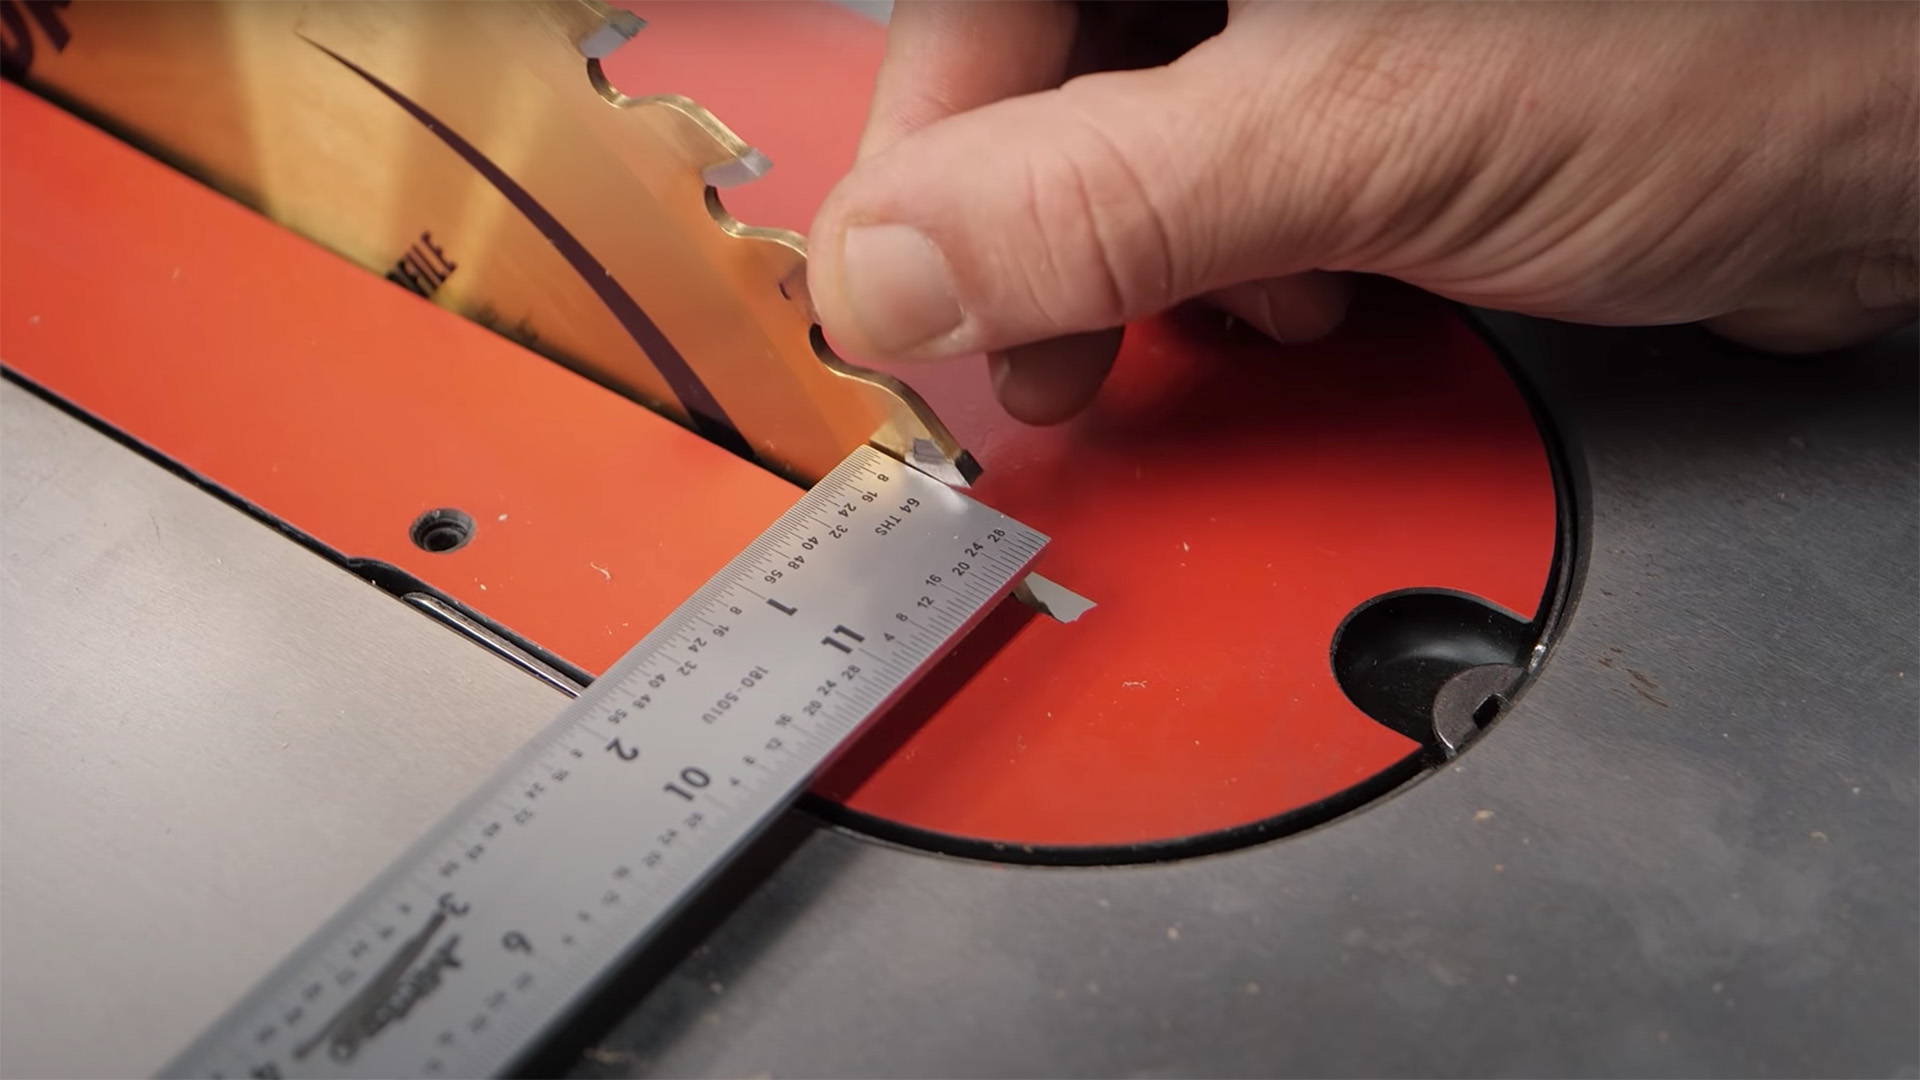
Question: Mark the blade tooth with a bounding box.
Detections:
[577,11,645,59]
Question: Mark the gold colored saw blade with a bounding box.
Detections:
[7,0,969,485]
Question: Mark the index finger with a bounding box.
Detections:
[860,0,1079,160]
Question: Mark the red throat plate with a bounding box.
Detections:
[0,3,1558,858]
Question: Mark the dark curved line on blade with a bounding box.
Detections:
[310,40,754,461]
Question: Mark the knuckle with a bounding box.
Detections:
[1270,10,1508,264]
[1014,83,1189,326]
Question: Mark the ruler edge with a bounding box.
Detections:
[495,449,1047,1075]
[158,445,1049,1078]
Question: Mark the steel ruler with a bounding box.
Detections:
[161,446,1047,1079]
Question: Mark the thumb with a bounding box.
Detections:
[807,39,1404,362]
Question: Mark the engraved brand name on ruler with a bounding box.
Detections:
[163,446,1047,1079]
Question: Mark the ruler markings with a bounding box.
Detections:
[165,446,1045,1079]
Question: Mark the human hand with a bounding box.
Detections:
[806,1,1917,424]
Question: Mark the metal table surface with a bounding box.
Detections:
[0,382,567,1078]
[562,319,1918,1078]
[1,315,1914,1079]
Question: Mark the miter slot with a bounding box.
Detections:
[405,594,587,699]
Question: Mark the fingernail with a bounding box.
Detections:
[840,224,963,355]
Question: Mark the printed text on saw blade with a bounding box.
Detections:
[161,445,1048,1080]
